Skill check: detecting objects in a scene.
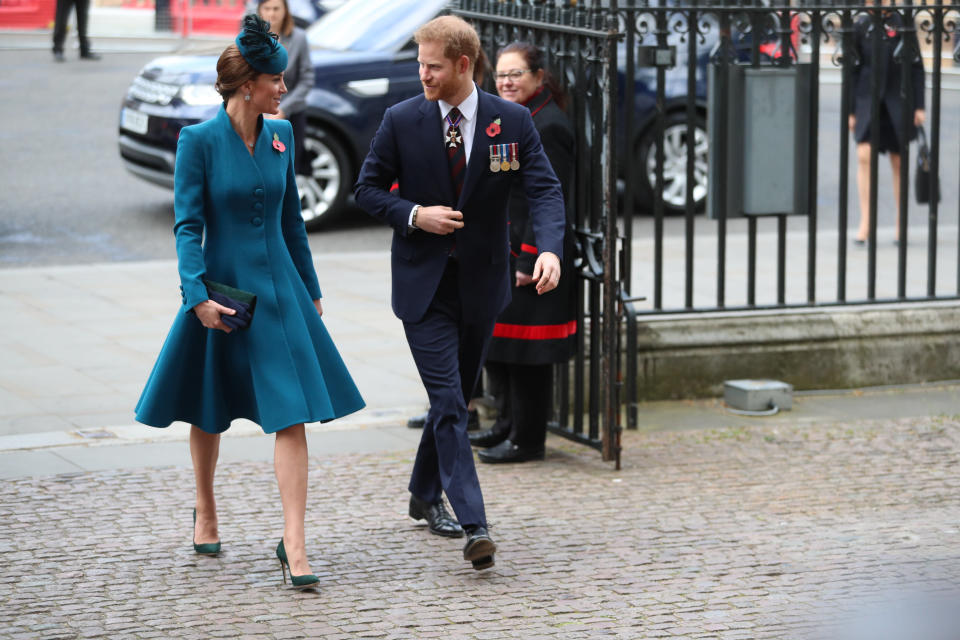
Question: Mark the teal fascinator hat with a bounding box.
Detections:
[236,14,288,74]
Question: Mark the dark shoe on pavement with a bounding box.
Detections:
[79,51,101,60]
[462,526,496,570]
[478,439,545,464]
[407,409,480,431]
[408,495,464,538]
[406,411,428,429]
[468,420,510,448]
[53,50,65,62]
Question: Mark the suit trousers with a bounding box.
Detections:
[403,258,493,529]
[53,0,92,54]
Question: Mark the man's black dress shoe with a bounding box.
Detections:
[478,439,545,464]
[407,409,480,431]
[53,50,65,62]
[463,526,496,570]
[468,420,510,448]
[408,495,464,538]
[79,51,101,61]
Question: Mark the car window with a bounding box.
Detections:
[306,0,448,53]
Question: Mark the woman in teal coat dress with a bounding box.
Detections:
[135,15,364,589]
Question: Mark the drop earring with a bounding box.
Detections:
[244,93,251,101]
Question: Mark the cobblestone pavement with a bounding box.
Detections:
[2,416,959,639]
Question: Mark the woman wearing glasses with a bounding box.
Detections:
[469,42,577,463]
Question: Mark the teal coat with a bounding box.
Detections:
[135,106,364,434]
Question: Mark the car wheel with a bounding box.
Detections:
[636,112,708,214]
[298,126,351,230]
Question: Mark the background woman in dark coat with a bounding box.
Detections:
[469,42,577,464]
[848,0,925,244]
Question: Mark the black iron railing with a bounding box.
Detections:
[455,0,960,463]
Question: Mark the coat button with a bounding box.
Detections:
[253,201,263,211]
[251,216,263,227]
[254,187,264,197]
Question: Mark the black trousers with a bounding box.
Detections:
[53,0,92,54]
[485,360,551,448]
[402,259,494,529]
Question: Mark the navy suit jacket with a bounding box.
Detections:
[354,86,566,324]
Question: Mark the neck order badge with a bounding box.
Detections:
[446,107,466,198]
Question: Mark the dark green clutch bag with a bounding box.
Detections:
[203,279,257,330]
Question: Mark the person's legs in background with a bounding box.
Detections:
[52,0,74,61]
[469,361,511,448]
[477,362,550,463]
[854,141,872,244]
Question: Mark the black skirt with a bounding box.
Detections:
[486,240,577,366]
[855,105,902,154]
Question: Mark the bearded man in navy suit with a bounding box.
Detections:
[354,15,566,571]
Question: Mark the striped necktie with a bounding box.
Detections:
[445,107,466,200]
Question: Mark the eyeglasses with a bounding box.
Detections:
[494,69,532,82]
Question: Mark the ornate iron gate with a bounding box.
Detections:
[453,1,625,467]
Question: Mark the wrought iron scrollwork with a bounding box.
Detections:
[892,10,923,65]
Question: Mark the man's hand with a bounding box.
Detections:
[193,299,235,333]
[848,114,856,131]
[416,206,464,235]
[915,109,926,127]
[531,252,561,295]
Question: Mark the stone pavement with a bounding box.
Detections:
[2,408,960,639]
[2,253,960,637]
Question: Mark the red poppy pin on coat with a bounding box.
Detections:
[272,132,286,153]
[486,117,501,138]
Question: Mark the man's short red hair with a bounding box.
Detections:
[414,15,481,71]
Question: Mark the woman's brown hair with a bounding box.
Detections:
[215,44,259,104]
[497,41,567,111]
[258,0,294,38]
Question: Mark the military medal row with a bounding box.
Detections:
[490,143,520,173]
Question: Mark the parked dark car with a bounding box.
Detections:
[118,0,772,226]
[118,0,445,229]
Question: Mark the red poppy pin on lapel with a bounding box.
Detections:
[486,117,501,138]
[272,132,286,153]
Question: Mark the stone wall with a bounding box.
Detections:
[631,301,960,400]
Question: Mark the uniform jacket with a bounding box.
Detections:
[353,86,566,324]
[849,10,925,147]
[487,87,578,365]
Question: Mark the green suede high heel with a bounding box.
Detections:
[192,509,221,556]
[276,538,319,589]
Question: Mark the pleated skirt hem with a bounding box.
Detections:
[135,400,366,436]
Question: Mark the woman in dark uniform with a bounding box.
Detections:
[469,42,577,463]
[849,0,925,244]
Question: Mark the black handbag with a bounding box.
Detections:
[203,279,257,330]
[914,125,940,205]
